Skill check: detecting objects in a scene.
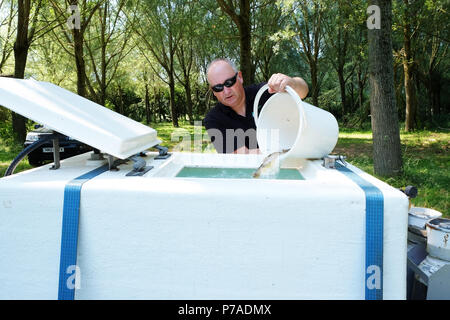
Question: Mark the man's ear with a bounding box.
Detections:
[238,71,243,84]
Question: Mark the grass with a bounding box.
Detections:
[149,121,209,151]
[0,133,32,177]
[334,128,449,216]
[1,120,448,216]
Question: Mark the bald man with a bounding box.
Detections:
[203,59,308,154]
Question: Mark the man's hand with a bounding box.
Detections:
[267,73,309,99]
[233,146,261,154]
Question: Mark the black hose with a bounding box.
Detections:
[4,133,62,177]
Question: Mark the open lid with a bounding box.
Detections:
[0,78,161,159]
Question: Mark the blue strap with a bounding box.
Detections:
[335,162,384,300]
[58,165,109,300]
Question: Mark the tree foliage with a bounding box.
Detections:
[0,0,448,154]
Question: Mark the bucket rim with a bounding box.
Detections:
[253,84,306,156]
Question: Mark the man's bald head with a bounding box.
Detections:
[206,59,237,85]
[206,58,245,110]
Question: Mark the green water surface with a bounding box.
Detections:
[176,167,304,180]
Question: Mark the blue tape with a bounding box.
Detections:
[58,165,109,300]
[336,162,384,300]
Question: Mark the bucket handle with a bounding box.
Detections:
[253,84,305,127]
[252,84,269,126]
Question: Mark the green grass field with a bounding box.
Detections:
[334,128,449,216]
[0,133,32,176]
[1,121,448,216]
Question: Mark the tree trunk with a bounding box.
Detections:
[12,0,31,143]
[99,2,107,106]
[13,49,28,79]
[184,80,194,125]
[117,85,124,116]
[167,27,178,128]
[217,0,253,86]
[403,60,416,131]
[403,0,417,132]
[349,79,354,112]
[430,71,441,116]
[73,29,87,98]
[310,63,319,107]
[338,67,346,116]
[358,67,364,112]
[239,13,252,86]
[368,0,403,176]
[12,49,28,140]
[294,2,322,108]
[145,83,151,124]
[0,0,15,73]
[168,73,178,127]
[175,43,194,125]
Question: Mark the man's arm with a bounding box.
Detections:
[267,73,309,99]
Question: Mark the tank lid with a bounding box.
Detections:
[426,218,450,233]
[409,207,442,220]
[0,78,161,159]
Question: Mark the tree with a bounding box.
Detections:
[278,0,326,107]
[12,0,61,142]
[354,26,369,124]
[398,0,420,131]
[323,0,354,117]
[217,0,253,85]
[251,1,283,82]
[0,0,16,73]
[49,0,104,98]
[392,0,449,128]
[414,0,449,120]
[12,0,39,142]
[174,1,203,125]
[28,32,75,87]
[83,0,133,105]
[175,39,195,125]
[131,0,191,128]
[368,0,403,176]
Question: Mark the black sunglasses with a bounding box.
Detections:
[211,73,238,92]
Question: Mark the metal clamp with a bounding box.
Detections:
[322,155,347,169]
[50,138,61,170]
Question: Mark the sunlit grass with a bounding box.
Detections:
[334,127,449,216]
[148,120,213,152]
[0,138,32,176]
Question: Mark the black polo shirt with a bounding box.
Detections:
[203,82,273,153]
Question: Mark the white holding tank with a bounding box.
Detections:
[0,78,409,299]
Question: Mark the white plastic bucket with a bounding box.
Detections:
[253,84,339,159]
[426,218,450,261]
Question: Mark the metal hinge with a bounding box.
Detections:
[154,145,171,159]
[125,155,153,176]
